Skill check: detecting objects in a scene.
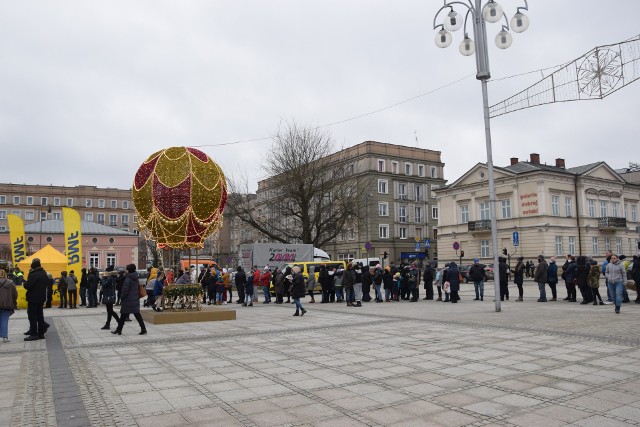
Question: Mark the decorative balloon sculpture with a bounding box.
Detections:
[132,147,227,249]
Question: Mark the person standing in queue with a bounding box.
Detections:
[112,264,146,335]
[513,257,525,301]
[23,259,49,341]
[0,269,18,343]
[101,270,120,330]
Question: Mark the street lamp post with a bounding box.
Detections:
[432,0,529,312]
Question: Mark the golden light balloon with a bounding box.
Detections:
[132,147,227,249]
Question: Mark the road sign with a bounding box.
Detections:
[453,241,460,250]
[513,231,520,246]
[415,242,421,251]
[424,239,431,248]
[365,242,372,250]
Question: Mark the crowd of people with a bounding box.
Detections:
[1,250,638,344]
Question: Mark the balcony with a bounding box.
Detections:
[468,219,492,233]
[598,217,626,230]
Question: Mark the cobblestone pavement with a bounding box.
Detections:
[2,281,640,427]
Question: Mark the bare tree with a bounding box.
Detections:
[227,121,370,248]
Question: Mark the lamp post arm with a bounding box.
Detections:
[432,1,475,30]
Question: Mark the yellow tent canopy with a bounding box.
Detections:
[16,244,71,309]
[17,244,69,279]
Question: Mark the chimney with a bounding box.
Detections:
[530,153,540,164]
[510,157,519,165]
[555,158,565,169]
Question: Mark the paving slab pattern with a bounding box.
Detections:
[3,281,640,426]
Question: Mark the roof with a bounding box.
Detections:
[20,220,136,235]
[566,162,604,175]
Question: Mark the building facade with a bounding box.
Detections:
[235,141,447,264]
[435,153,640,265]
[0,219,139,269]
[0,183,136,233]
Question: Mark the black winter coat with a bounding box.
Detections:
[120,272,140,314]
[102,275,117,301]
[291,272,306,299]
[24,267,48,304]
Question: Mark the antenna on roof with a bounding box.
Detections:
[414,130,419,147]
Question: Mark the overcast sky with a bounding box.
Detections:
[1,1,639,193]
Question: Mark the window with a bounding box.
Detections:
[133,214,138,224]
[398,183,407,200]
[53,212,61,220]
[430,184,440,198]
[414,185,423,202]
[565,197,573,217]
[27,196,34,205]
[430,166,438,178]
[379,224,389,239]
[97,213,105,224]
[600,200,608,217]
[604,238,611,252]
[85,213,93,222]
[480,240,490,258]
[111,200,117,209]
[404,163,412,175]
[431,206,439,220]
[398,206,407,223]
[632,205,638,222]
[348,163,354,175]
[587,199,596,218]
[378,179,388,194]
[592,237,599,256]
[66,198,73,207]
[414,206,423,223]
[501,199,511,219]
[415,228,422,239]
[348,228,355,240]
[555,236,563,255]
[378,202,388,216]
[123,201,129,210]
[122,214,129,225]
[418,165,425,177]
[399,227,407,239]
[25,211,34,220]
[391,161,399,174]
[54,197,61,206]
[109,214,117,226]
[624,203,628,219]
[13,196,20,205]
[551,195,560,216]
[460,204,469,223]
[0,196,5,204]
[11,210,20,217]
[40,211,47,221]
[568,236,576,255]
[106,253,116,267]
[85,198,92,208]
[479,202,490,220]
[377,159,385,172]
[611,201,620,217]
[98,199,105,208]
[0,227,5,231]
[616,237,622,254]
[0,210,6,219]
[89,253,100,269]
[40,197,48,206]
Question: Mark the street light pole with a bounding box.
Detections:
[433,0,530,312]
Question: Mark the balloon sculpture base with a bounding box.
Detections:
[140,307,236,325]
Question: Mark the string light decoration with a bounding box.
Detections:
[132,147,228,249]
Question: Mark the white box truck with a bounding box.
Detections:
[238,243,315,270]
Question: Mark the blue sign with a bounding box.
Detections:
[415,242,421,251]
[401,252,426,259]
[424,239,431,248]
[513,231,520,246]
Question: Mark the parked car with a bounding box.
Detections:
[460,263,494,282]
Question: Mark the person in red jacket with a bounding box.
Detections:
[260,266,272,303]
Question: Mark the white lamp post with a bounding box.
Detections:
[433,0,529,312]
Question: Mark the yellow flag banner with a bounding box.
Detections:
[7,214,27,264]
[62,207,83,270]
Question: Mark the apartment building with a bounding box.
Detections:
[0,183,136,233]
[225,141,447,264]
[435,153,640,264]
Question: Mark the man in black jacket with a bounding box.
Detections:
[423,262,435,300]
[24,258,49,341]
[469,259,487,301]
[234,266,246,304]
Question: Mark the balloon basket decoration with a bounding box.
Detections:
[133,147,235,323]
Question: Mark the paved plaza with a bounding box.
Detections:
[2,281,640,427]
